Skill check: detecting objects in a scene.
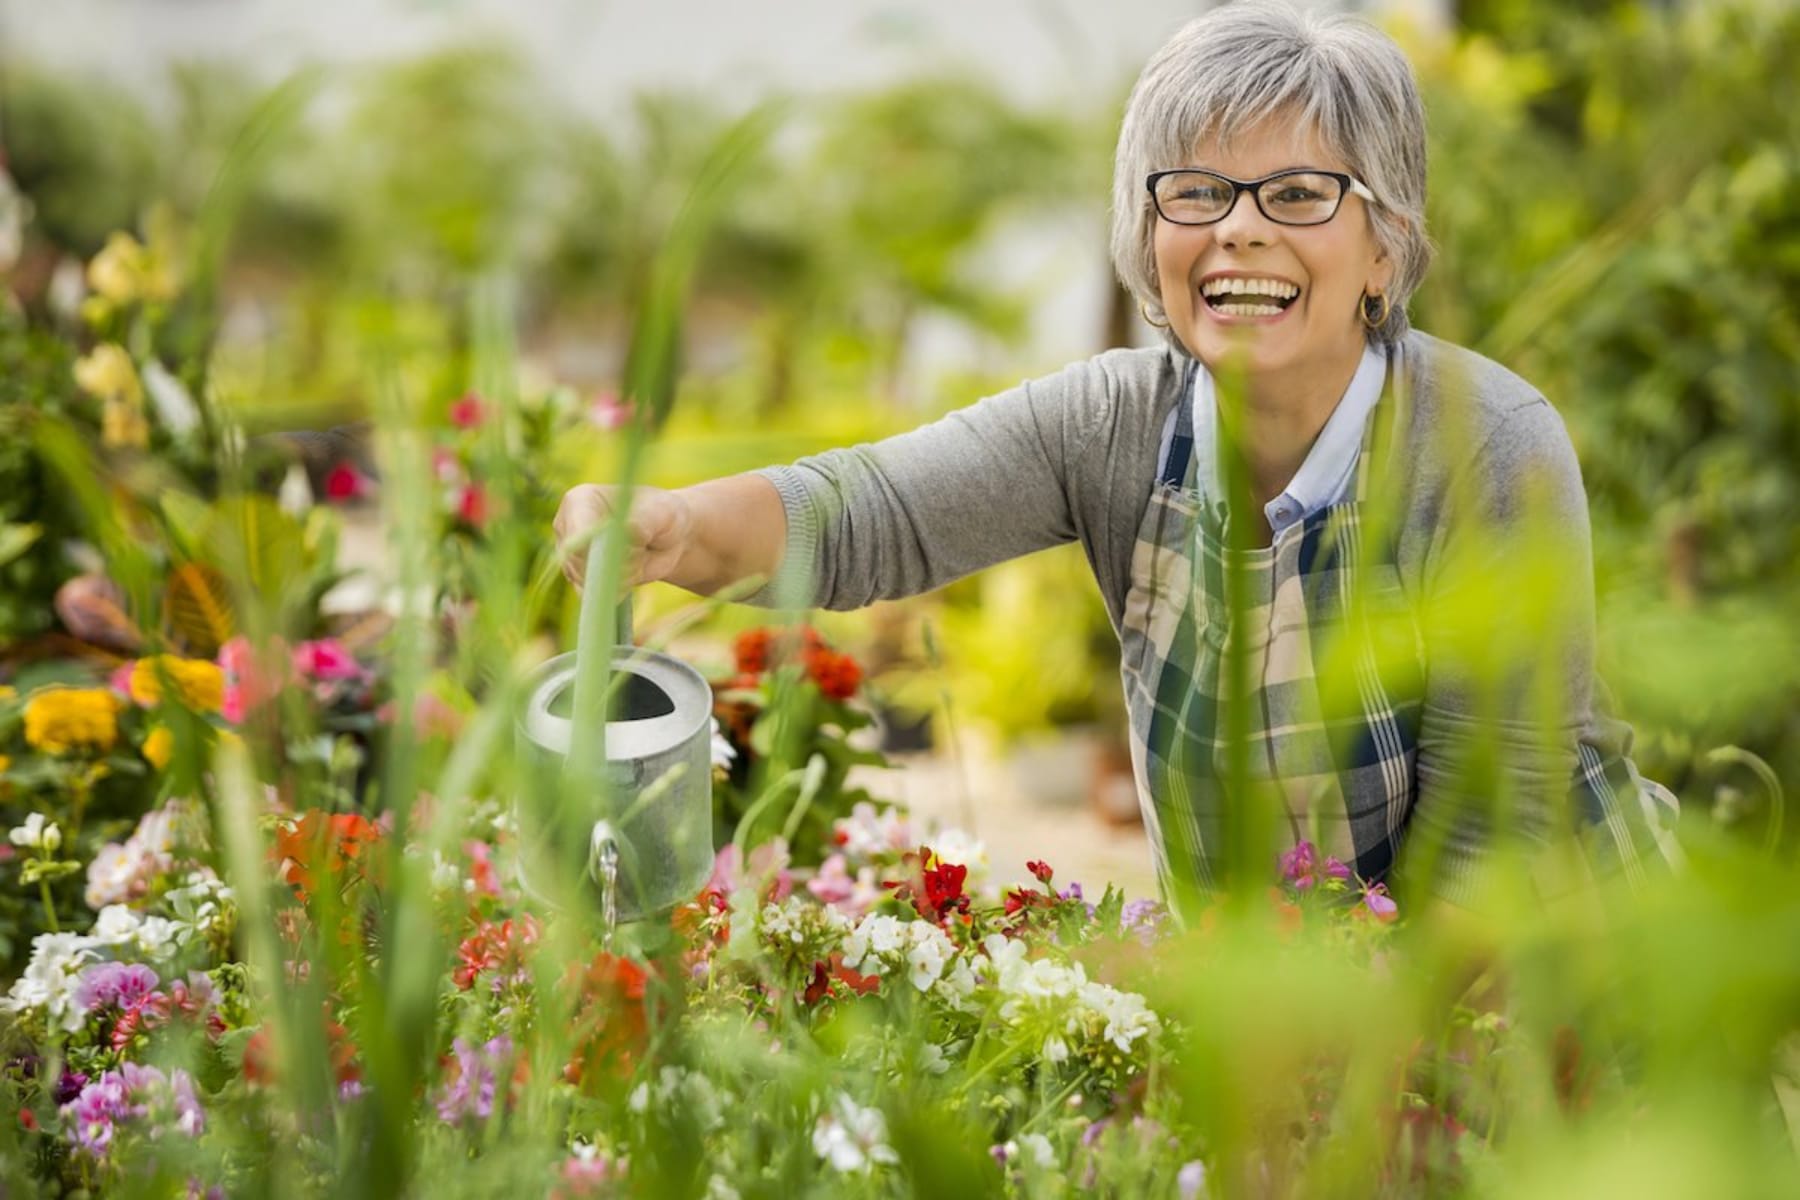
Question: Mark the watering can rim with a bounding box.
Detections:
[518,647,713,762]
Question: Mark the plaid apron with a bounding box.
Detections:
[1117,353,1677,907]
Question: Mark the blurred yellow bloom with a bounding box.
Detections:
[129,656,225,714]
[22,687,121,755]
[143,726,174,771]
[74,343,143,403]
[102,397,151,449]
[0,685,16,702]
[0,754,11,774]
[88,231,146,303]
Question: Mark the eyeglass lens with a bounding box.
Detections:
[1153,171,1346,226]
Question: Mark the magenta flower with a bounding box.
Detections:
[1360,881,1399,923]
[76,962,161,1013]
[291,638,364,683]
[1279,841,1353,891]
[448,391,486,429]
[435,1035,513,1125]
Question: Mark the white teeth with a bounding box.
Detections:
[1201,277,1299,300]
[1217,303,1283,317]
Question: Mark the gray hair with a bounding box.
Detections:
[1110,0,1431,346]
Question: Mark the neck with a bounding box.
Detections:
[1217,340,1365,506]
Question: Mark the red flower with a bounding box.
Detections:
[448,391,486,429]
[456,484,489,527]
[323,464,372,503]
[1027,860,1054,885]
[733,628,775,676]
[803,646,862,700]
[454,915,540,990]
[923,859,969,916]
[802,953,881,1007]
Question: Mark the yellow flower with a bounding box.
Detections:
[22,687,121,755]
[74,343,143,404]
[102,396,151,449]
[142,726,174,771]
[0,754,11,774]
[87,231,149,305]
[129,656,226,714]
[0,685,16,702]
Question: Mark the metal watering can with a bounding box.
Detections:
[513,547,715,926]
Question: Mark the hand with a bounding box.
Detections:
[553,484,692,590]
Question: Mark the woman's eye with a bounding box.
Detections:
[1271,187,1324,204]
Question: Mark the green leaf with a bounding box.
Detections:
[0,522,42,568]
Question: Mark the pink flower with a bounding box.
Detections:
[218,636,289,724]
[455,484,489,527]
[448,391,486,429]
[413,692,464,741]
[291,639,363,683]
[1278,841,1351,891]
[588,390,633,431]
[431,448,465,486]
[108,661,137,699]
[1360,881,1399,923]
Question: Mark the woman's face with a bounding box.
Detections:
[1153,115,1392,398]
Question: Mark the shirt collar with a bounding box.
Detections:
[1192,343,1387,537]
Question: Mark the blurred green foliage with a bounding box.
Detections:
[1,0,1793,809]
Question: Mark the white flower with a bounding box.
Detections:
[831,802,912,862]
[1078,981,1160,1054]
[8,813,61,852]
[1018,1133,1055,1167]
[1042,1036,1070,1064]
[903,923,955,994]
[813,1094,898,1173]
[429,851,460,892]
[91,904,143,944]
[2,932,99,1032]
[925,827,986,874]
[709,717,737,771]
[841,913,907,974]
[84,842,145,909]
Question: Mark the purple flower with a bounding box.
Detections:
[53,1070,89,1106]
[1324,856,1352,882]
[435,1035,512,1125]
[1360,882,1399,923]
[63,1065,205,1157]
[1119,898,1168,946]
[1278,841,1319,889]
[1178,1159,1208,1199]
[76,962,161,1013]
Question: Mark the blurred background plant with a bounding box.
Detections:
[0,0,1797,1190]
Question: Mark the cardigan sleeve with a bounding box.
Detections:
[744,356,1117,611]
[1407,396,1598,903]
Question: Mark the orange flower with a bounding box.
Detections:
[274,811,384,901]
[562,952,650,1088]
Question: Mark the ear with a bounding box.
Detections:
[1367,242,1396,297]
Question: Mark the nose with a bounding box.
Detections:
[1213,186,1275,248]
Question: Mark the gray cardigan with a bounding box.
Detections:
[755,331,1636,892]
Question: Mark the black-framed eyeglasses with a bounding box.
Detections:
[1145,168,1377,227]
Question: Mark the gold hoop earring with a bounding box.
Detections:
[1360,291,1391,330]
[1140,300,1170,330]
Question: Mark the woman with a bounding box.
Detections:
[555,1,1674,912]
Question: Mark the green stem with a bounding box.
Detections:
[37,875,60,933]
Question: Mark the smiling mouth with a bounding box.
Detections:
[1200,277,1299,318]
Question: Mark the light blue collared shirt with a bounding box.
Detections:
[1161,345,1387,538]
